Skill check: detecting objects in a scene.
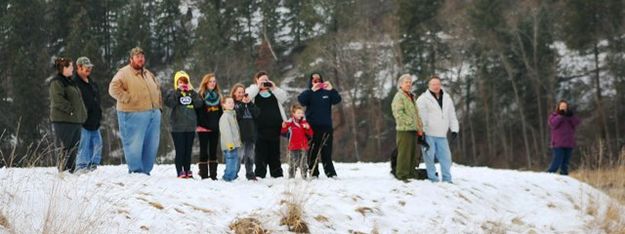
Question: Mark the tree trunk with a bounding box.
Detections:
[500,53,532,169]
[594,43,611,155]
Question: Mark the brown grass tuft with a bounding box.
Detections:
[480,220,506,234]
[355,207,374,216]
[572,166,625,204]
[599,202,625,233]
[148,201,164,210]
[280,201,309,233]
[314,215,329,223]
[0,211,10,229]
[229,217,267,234]
[572,144,625,204]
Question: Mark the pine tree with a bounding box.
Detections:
[114,0,154,68]
[395,0,443,79]
[4,0,50,151]
[155,0,190,67]
[559,0,623,148]
[284,0,323,49]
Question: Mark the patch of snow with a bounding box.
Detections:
[1,163,622,233]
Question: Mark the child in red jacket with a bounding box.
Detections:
[281,104,314,179]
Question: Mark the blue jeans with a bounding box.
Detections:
[423,135,453,182]
[117,109,161,175]
[76,128,103,170]
[547,148,573,175]
[223,148,240,181]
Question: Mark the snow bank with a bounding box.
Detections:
[0,163,622,233]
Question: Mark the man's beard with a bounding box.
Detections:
[131,61,144,70]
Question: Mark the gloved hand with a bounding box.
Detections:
[450,132,458,142]
[417,134,430,151]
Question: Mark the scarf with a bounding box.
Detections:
[203,90,220,106]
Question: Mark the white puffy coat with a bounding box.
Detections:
[416,89,459,137]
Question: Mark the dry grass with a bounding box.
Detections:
[583,197,625,233]
[314,215,329,223]
[601,203,625,233]
[280,201,309,233]
[480,220,507,234]
[279,184,311,233]
[571,145,625,233]
[230,217,268,234]
[572,165,625,204]
[0,211,10,230]
[572,142,625,204]
[148,201,164,210]
[355,207,374,216]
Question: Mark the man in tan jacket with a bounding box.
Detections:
[109,47,162,175]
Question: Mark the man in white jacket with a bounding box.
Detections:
[416,76,459,183]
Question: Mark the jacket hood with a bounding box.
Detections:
[174,71,194,90]
[307,71,324,88]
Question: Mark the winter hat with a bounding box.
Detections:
[174,71,194,90]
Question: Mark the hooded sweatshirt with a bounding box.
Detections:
[165,71,203,132]
[234,100,260,142]
[297,72,342,129]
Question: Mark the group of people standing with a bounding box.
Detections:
[391,74,582,183]
[49,47,342,181]
[49,47,580,181]
[49,56,102,174]
[391,74,459,183]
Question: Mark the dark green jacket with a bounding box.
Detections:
[49,74,87,124]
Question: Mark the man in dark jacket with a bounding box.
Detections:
[297,72,342,178]
[73,57,103,173]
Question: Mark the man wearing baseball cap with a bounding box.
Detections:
[109,47,163,175]
[74,56,103,173]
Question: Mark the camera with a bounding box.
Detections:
[262,82,273,88]
[244,93,249,97]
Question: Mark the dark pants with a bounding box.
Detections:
[240,142,256,179]
[548,147,573,175]
[254,137,283,178]
[52,123,82,173]
[172,132,195,176]
[198,132,219,179]
[308,127,337,177]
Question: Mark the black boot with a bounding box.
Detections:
[198,162,209,179]
[209,161,218,180]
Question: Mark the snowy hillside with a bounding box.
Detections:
[0,163,623,233]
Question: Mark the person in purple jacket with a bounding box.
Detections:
[547,100,581,175]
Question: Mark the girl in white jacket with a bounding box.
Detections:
[416,76,459,183]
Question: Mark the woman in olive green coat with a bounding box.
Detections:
[49,57,87,173]
[391,74,424,180]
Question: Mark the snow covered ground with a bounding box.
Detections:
[0,163,622,233]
